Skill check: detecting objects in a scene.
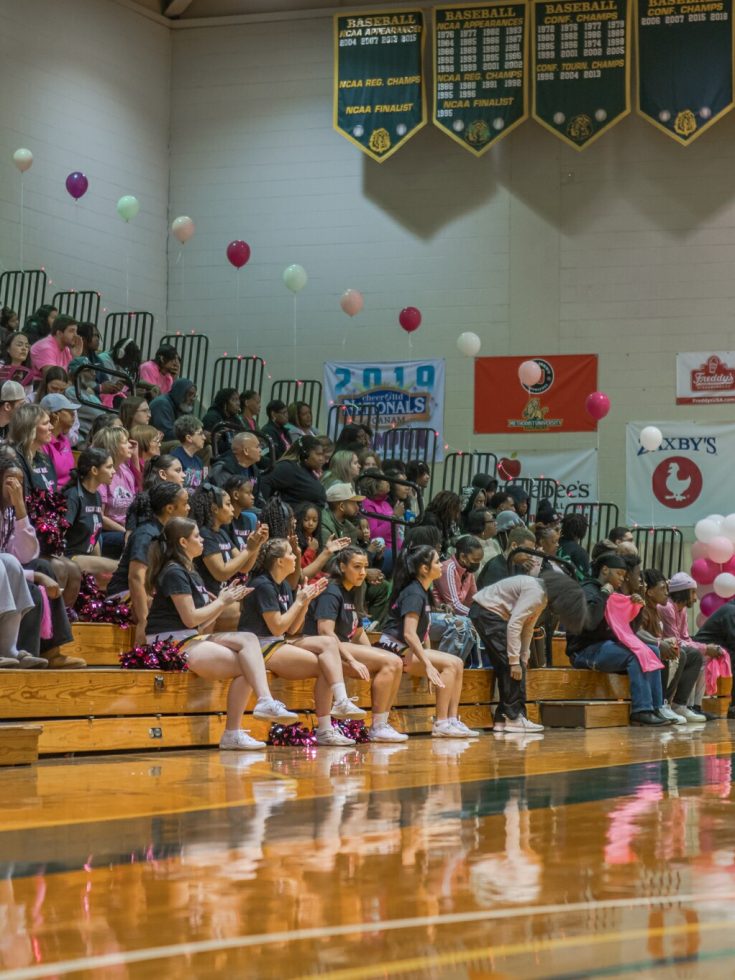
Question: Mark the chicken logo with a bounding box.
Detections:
[652,456,703,510]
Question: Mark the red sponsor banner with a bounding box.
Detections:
[474,354,598,434]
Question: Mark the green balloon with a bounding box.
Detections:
[116,195,140,222]
[283,264,307,293]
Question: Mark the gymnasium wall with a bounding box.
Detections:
[0,0,171,324]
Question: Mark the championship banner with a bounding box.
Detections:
[474,354,598,433]
[676,352,735,405]
[627,421,735,525]
[637,0,733,144]
[433,2,528,155]
[334,9,426,162]
[494,448,599,502]
[532,0,630,150]
[324,359,446,459]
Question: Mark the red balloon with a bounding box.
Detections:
[65,171,89,200]
[399,307,422,333]
[700,591,726,617]
[585,391,610,421]
[226,240,251,269]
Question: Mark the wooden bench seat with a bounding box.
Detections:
[0,724,42,765]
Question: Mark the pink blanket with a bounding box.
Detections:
[604,592,663,673]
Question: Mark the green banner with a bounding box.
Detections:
[532,0,631,150]
[432,3,528,155]
[334,9,426,162]
[637,0,733,144]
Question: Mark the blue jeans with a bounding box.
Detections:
[572,641,663,714]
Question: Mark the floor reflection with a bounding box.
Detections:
[1,729,735,977]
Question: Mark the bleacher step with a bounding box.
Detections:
[0,724,42,765]
[539,701,630,729]
[69,623,131,666]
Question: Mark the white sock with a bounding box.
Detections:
[372,712,389,727]
[449,716,458,724]
[318,715,332,733]
[331,682,347,703]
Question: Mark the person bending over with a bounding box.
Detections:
[304,546,407,743]
[145,518,298,751]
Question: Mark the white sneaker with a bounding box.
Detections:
[219,729,267,751]
[368,722,409,743]
[659,703,685,725]
[331,697,367,720]
[253,697,299,724]
[432,719,467,738]
[504,715,544,733]
[450,718,480,738]
[316,727,356,746]
[672,704,704,723]
[492,718,505,733]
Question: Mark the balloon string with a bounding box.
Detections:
[125,225,130,308]
[293,293,297,380]
[236,272,240,355]
[19,176,24,271]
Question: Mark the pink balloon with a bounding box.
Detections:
[65,171,88,200]
[518,359,542,387]
[585,391,611,421]
[700,592,726,617]
[724,555,735,575]
[226,240,251,269]
[340,289,364,317]
[399,307,421,333]
[691,541,709,561]
[708,535,734,565]
[692,558,717,585]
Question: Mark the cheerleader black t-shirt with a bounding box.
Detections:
[195,526,236,595]
[381,581,432,645]
[303,582,359,642]
[64,484,103,556]
[147,563,211,635]
[239,573,293,637]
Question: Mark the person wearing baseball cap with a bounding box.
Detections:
[663,571,733,720]
[0,380,27,438]
[325,482,365,505]
[321,482,365,545]
[39,393,81,489]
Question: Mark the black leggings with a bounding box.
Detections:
[470,606,526,721]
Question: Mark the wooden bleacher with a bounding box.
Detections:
[0,626,730,761]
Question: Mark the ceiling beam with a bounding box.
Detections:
[163,0,195,16]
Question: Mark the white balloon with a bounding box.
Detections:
[714,572,735,599]
[171,215,194,244]
[722,514,735,542]
[456,332,481,357]
[695,518,720,544]
[707,514,725,528]
[639,425,663,451]
[12,148,33,173]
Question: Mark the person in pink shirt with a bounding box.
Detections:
[436,536,484,615]
[92,425,139,559]
[659,571,732,718]
[30,315,79,373]
[138,344,180,395]
[360,470,405,575]
[39,392,80,488]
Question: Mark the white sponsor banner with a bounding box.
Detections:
[626,421,735,526]
[496,449,598,504]
[676,351,735,405]
[324,359,446,460]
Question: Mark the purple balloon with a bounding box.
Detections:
[65,171,89,200]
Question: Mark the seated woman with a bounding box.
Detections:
[464,508,501,567]
[93,425,140,559]
[239,538,366,745]
[222,475,258,553]
[0,331,36,394]
[558,513,591,579]
[293,501,351,582]
[39,393,80,488]
[189,484,268,624]
[139,344,180,396]
[286,400,318,439]
[0,453,80,669]
[142,453,185,491]
[202,387,244,434]
[63,447,119,585]
[109,481,191,645]
[321,449,360,491]
[357,447,381,472]
[130,425,163,465]
[34,366,70,404]
[262,435,327,509]
[120,396,152,432]
[145,517,299,750]
[23,304,58,345]
[417,490,462,559]
[361,470,405,575]
[405,459,430,515]
[460,485,487,533]
[376,544,477,738]
[304,546,407,743]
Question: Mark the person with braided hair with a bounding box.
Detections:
[239,537,366,746]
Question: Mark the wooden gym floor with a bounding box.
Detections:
[2,724,735,978]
